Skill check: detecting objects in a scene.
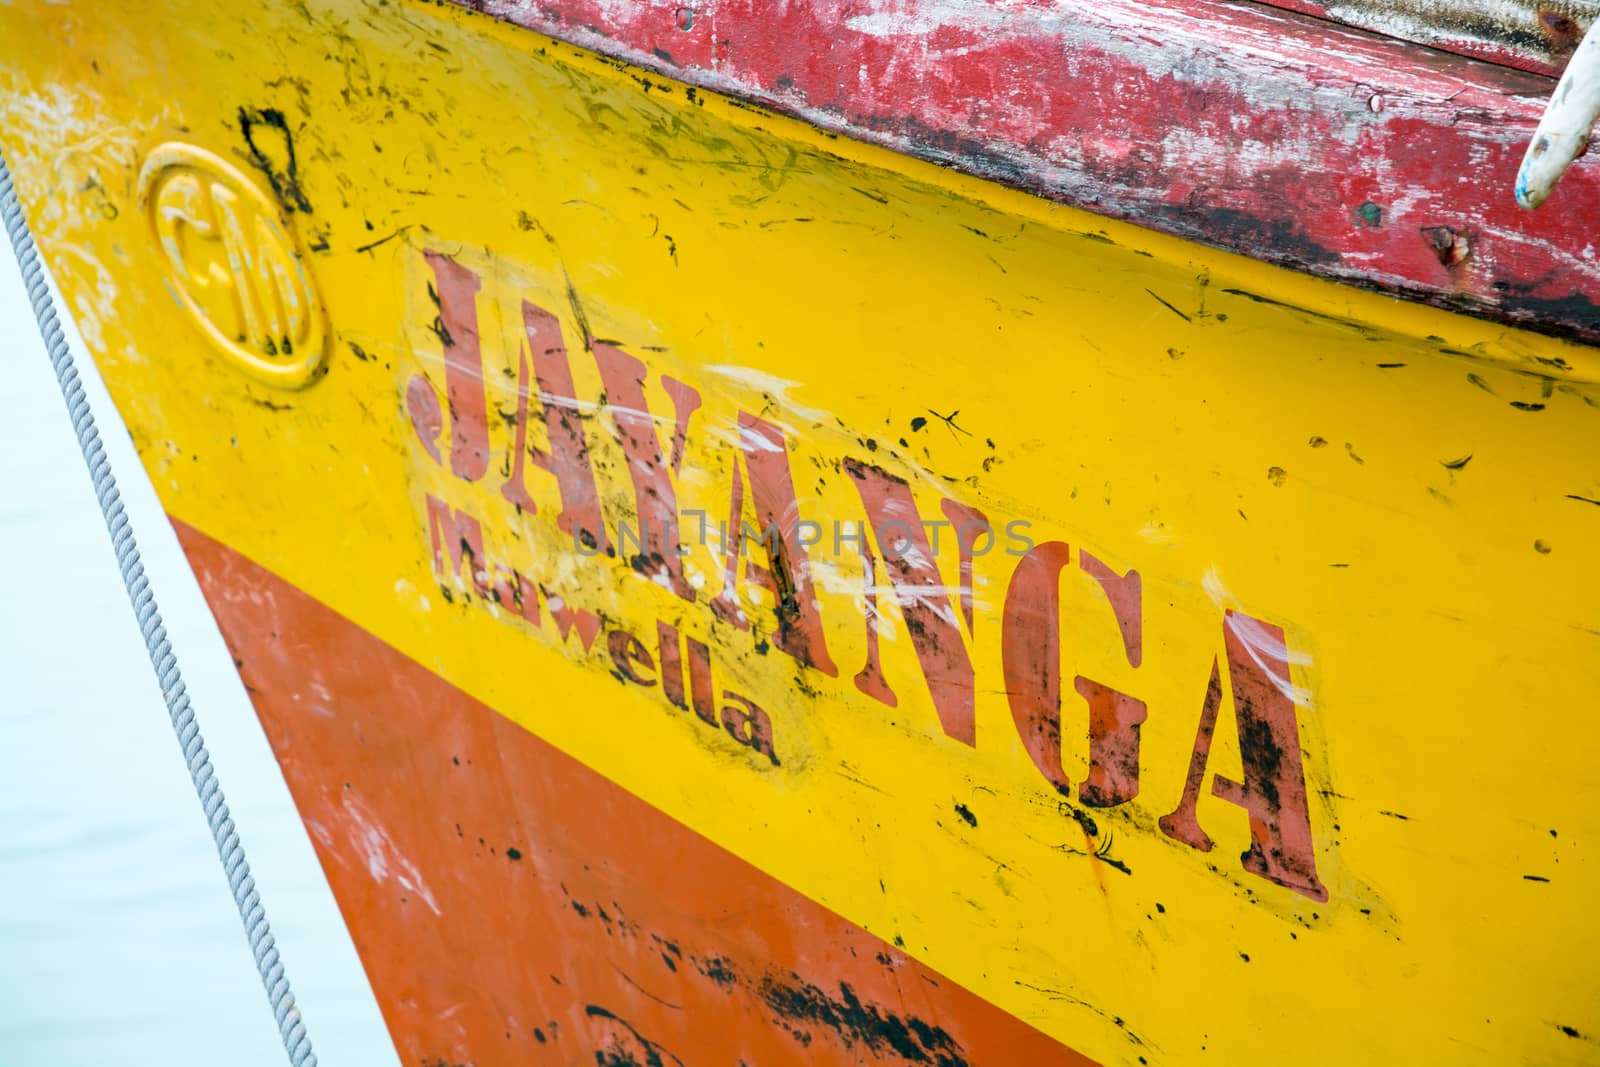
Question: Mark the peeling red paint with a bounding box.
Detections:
[453,0,1600,339]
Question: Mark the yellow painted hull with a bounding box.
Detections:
[2,1,1597,1063]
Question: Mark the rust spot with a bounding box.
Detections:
[1420,225,1470,268]
[1539,8,1582,50]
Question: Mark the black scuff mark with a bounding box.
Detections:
[354,224,410,254]
[1219,287,1375,334]
[925,408,971,440]
[425,279,453,347]
[1496,289,1600,341]
[1060,799,1098,838]
[693,954,738,987]
[1093,830,1133,876]
[1012,979,1151,1049]
[1144,288,1191,322]
[1158,204,1341,268]
[564,269,594,350]
[237,106,313,214]
[608,963,683,1011]
[759,973,970,1066]
[584,1005,687,1067]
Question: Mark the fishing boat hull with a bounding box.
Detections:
[2,1,1598,1063]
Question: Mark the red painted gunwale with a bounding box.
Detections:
[453,0,1600,341]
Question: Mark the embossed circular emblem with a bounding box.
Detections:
[138,143,327,388]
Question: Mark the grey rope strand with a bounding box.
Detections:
[1,147,317,1067]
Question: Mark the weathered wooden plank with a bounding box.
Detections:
[1261,0,1599,76]
[463,0,1600,340]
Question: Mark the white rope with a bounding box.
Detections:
[0,144,318,1067]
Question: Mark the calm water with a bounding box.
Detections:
[0,246,398,1065]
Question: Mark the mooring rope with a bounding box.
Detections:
[0,146,318,1067]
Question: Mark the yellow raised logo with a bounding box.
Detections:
[138,142,326,388]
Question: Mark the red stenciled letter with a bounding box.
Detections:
[709,413,837,676]
[591,342,697,601]
[1001,543,1147,804]
[492,569,540,625]
[607,629,657,686]
[685,632,719,727]
[844,460,977,746]
[657,620,688,710]
[1002,542,1074,786]
[425,495,489,598]
[499,302,608,552]
[1079,550,1142,668]
[422,252,490,483]
[542,587,602,653]
[1159,611,1327,902]
[848,535,897,707]
[721,691,780,766]
[405,374,443,464]
[1076,551,1145,806]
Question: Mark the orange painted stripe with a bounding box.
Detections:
[174,519,1096,1067]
